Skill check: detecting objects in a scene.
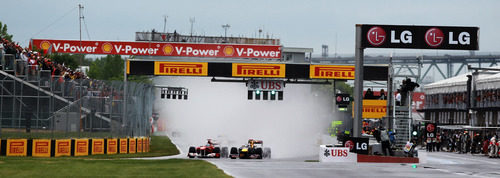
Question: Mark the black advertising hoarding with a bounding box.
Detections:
[361,24,479,50]
[336,94,351,106]
[425,123,437,138]
[344,137,369,155]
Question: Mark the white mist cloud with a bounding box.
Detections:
[154,76,339,158]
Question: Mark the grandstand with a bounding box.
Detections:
[0,38,153,137]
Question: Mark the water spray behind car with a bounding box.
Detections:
[154,76,341,159]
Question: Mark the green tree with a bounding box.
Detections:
[88,55,151,84]
[88,55,123,80]
[47,53,80,70]
[0,21,13,41]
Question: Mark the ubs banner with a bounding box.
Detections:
[361,25,479,50]
[319,146,357,162]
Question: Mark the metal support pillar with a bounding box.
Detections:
[353,25,364,137]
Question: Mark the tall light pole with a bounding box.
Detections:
[189,17,195,36]
[222,24,230,42]
[78,4,84,133]
[163,15,168,33]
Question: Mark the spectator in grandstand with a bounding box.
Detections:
[364,88,375,99]
[379,89,386,100]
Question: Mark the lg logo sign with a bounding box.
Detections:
[426,123,437,138]
[363,25,477,50]
[367,27,386,46]
[425,28,444,47]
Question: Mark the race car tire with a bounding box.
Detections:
[188,146,196,158]
[189,146,196,153]
[230,147,238,159]
[221,147,229,158]
[214,147,221,158]
[230,147,238,154]
[255,148,263,159]
[263,147,271,159]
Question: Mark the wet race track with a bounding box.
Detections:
[208,152,500,178]
[141,133,500,178]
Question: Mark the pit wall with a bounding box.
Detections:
[0,137,150,157]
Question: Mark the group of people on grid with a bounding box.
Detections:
[425,130,500,157]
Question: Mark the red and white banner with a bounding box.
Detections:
[319,146,357,162]
[30,39,282,59]
[412,92,425,112]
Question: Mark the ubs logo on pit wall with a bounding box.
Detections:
[367,26,386,46]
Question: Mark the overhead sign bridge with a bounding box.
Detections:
[127,60,388,81]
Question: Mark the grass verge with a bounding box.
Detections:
[0,133,231,177]
[0,158,231,177]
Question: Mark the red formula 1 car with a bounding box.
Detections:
[188,139,228,158]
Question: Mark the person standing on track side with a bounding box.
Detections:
[380,127,393,156]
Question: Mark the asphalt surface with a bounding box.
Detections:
[147,133,500,178]
[207,151,500,178]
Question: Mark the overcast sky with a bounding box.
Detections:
[1,0,499,56]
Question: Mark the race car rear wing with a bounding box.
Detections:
[248,139,263,144]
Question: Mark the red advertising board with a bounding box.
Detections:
[412,92,425,112]
[30,39,282,59]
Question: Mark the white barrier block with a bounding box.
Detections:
[319,145,357,162]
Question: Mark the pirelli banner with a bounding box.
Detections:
[154,62,208,76]
[30,39,282,59]
[128,61,388,81]
[310,65,354,80]
[352,100,388,119]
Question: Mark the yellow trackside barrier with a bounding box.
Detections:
[146,137,150,152]
[55,139,71,157]
[129,138,136,154]
[107,139,118,155]
[137,138,143,153]
[119,138,128,154]
[92,139,105,155]
[32,139,51,157]
[74,139,89,156]
[7,139,27,157]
